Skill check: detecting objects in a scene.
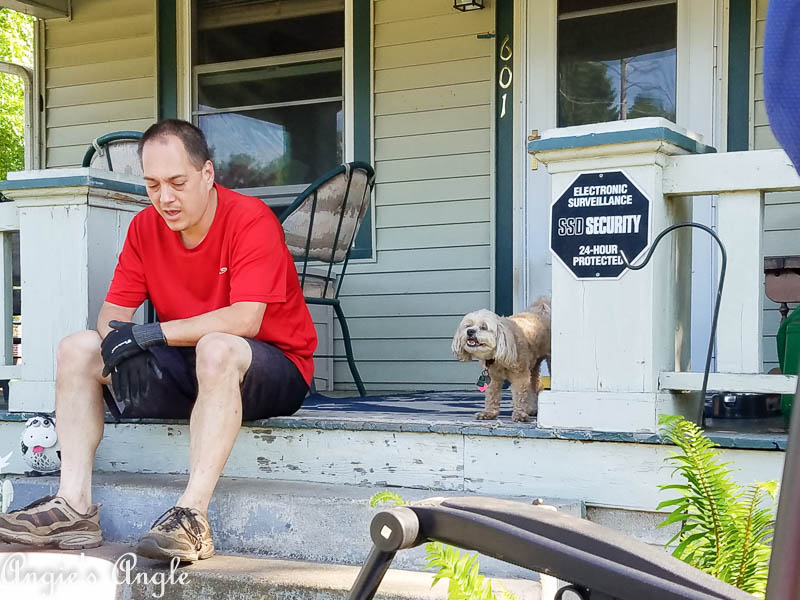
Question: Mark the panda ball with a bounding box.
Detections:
[20,415,61,475]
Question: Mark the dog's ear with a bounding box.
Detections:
[451,323,472,362]
[494,317,518,368]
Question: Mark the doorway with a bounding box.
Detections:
[521,0,722,371]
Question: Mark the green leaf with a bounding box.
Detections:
[757,480,779,499]
[658,511,691,527]
[658,483,690,492]
[672,532,707,558]
[658,413,682,427]
[369,491,406,508]
[656,497,688,510]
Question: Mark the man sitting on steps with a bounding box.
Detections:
[0,119,317,562]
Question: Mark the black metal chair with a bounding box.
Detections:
[81,130,143,175]
[279,162,376,397]
[348,395,800,600]
[82,130,154,324]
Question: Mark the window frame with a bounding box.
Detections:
[191,48,346,204]
[557,0,677,20]
[192,48,345,109]
[556,0,679,128]
[175,0,374,260]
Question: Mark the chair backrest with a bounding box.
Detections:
[279,162,375,299]
[81,131,143,177]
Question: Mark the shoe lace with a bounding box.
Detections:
[151,507,205,550]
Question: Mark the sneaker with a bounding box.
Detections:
[0,495,102,549]
[134,506,215,562]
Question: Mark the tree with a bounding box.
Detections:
[629,93,671,120]
[605,53,677,122]
[0,8,34,181]
[213,152,280,188]
[558,61,619,127]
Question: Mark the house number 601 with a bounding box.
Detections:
[499,34,512,118]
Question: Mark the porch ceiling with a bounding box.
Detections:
[0,0,68,18]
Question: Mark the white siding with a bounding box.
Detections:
[43,0,157,168]
[334,0,495,390]
[753,0,800,372]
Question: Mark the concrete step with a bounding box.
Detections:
[0,543,541,599]
[6,473,583,580]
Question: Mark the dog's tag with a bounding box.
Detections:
[476,369,491,392]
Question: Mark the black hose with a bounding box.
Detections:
[618,223,727,419]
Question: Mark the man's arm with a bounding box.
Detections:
[97,301,139,339]
[97,302,267,346]
[160,301,267,346]
[98,300,265,348]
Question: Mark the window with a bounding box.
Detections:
[192,0,345,203]
[557,0,677,127]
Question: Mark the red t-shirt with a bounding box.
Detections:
[105,184,317,385]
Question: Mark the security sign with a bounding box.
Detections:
[551,171,650,279]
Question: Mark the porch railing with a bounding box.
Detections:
[660,148,800,394]
[0,169,151,413]
[0,201,20,385]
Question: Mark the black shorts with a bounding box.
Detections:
[107,339,308,421]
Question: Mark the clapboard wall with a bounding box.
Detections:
[334,0,495,390]
[43,0,157,168]
[753,0,800,371]
[37,0,494,391]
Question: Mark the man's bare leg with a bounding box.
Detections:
[55,330,109,513]
[0,330,106,549]
[176,332,252,516]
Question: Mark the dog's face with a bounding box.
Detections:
[451,309,516,366]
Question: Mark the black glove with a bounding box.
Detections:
[101,320,166,377]
[105,352,165,419]
[110,352,153,416]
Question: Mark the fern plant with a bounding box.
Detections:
[369,491,406,509]
[657,414,777,597]
[426,541,515,600]
[369,492,519,600]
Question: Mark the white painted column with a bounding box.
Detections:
[1,170,148,412]
[715,190,764,374]
[0,203,20,383]
[0,233,13,370]
[529,119,710,433]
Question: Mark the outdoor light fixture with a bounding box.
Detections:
[453,0,484,11]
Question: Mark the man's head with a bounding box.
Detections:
[138,119,217,243]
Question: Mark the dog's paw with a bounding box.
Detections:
[512,411,531,422]
[476,411,499,420]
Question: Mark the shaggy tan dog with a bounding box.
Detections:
[451,297,551,422]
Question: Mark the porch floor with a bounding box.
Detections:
[0,390,788,450]
[300,392,788,449]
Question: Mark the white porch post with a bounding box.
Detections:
[1,169,148,413]
[529,118,712,433]
[715,190,764,374]
[0,232,13,369]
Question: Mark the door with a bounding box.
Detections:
[522,0,721,371]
